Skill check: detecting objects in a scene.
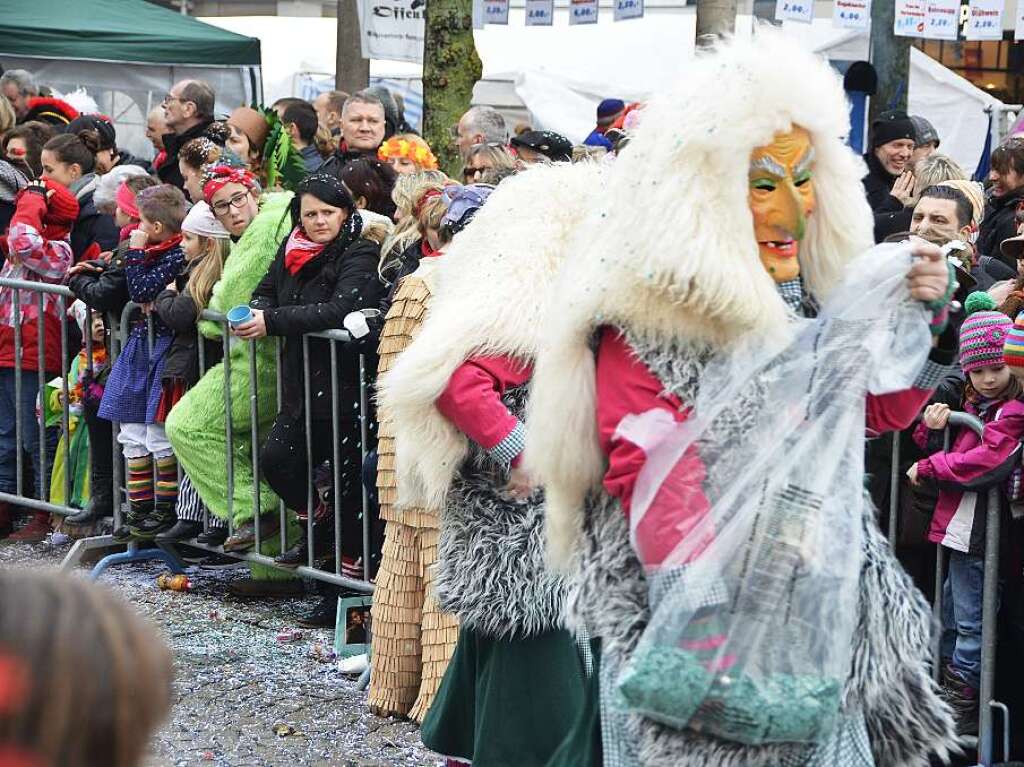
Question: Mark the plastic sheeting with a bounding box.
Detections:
[615,243,931,744]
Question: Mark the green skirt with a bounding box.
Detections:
[421,626,588,766]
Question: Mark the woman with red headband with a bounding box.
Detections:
[164,164,304,596]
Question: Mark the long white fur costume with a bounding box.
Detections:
[523,30,959,767]
[379,160,605,511]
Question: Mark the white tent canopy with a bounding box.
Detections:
[204,13,1001,170]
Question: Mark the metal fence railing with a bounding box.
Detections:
[0,277,375,595]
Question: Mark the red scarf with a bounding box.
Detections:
[285,227,326,275]
[420,239,442,259]
[142,233,183,264]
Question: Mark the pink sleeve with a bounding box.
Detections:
[5,223,72,281]
[436,355,533,465]
[596,328,712,567]
[918,406,1024,484]
[865,389,932,437]
[596,327,685,511]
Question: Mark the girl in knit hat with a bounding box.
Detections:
[908,291,1024,734]
[0,178,78,541]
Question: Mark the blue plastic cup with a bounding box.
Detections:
[227,304,254,329]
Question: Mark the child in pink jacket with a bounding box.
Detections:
[909,293,1024,733]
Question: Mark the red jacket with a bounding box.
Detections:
[596,327,938,568]
[436,355,532,466]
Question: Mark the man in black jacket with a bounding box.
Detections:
[158,80,216,190]
[862,110,917,214]
[977,138,1024,265]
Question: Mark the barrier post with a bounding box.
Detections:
[888,430,900,546]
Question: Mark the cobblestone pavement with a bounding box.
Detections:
[0,538,438,767]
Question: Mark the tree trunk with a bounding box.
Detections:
[422,0,482,176]
[695,0,738,48]
[868,0,910,123]
[337,0,370,94]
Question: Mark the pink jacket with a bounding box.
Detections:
[914,397,1024,555]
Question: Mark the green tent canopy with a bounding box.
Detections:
[0,0,260,67]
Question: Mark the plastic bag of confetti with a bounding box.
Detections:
[616,243,933,745]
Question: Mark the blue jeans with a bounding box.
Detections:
[0,368,59,500]
[940,549,985,689]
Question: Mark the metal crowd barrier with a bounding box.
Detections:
[0,277,375,595]
[885,412,1005,766]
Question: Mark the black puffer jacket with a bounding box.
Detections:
[350,238,423,355]
[977,186,1024,266]
[157,119,215,190]
[250,229,385,419]
[861,152,903,214]
[153,266,225,387]
[70,180,119,262]
[68,243,131,317]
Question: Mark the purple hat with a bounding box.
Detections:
[960,292,1012,373]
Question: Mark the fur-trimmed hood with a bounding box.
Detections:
[525,30,876,568]
[377,161,607,508]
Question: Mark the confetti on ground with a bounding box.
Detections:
[1,539,438,766]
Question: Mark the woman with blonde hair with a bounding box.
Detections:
[151,200,232,540]
[462,142,516,183]
[378,133,439,175]
[875,152,967,242]
[0,95,16,135]
[0,570,172,767]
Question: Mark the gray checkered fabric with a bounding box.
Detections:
[600,660,642,767]
[575,627,595,676]
[779,711,875,767]
[487,420,526,467]
[648,565,729,611]
[777,279,805,313]
[912,358,955,391]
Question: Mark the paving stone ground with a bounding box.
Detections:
[0,538,438,767]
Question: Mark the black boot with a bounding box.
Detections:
[941,664,979,736]
[274,520,334,568]
[65,481,114,526]
[196,526,229,546]
[134,504,176,538]
[155,519,204,542]
[112,501,152,542]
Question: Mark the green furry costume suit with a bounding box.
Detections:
[166,192,297,580]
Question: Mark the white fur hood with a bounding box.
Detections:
[525,29,876,569]
[377,161,607,509]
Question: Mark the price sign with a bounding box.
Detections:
[895,0,927,37]
[833,0,871,29]
[526,0,554,25]
[484,0,509,25]
[614,0,644,22]
[965,0,1004,40]
[569,0,599,25]
[776,0,814,23]
[924,0,959,39]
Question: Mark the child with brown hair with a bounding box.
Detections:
[98,184,187,540]
[0,569,172,767]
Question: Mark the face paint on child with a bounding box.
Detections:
[748,127,816,284]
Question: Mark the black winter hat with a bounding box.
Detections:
[871,110,916,150]
[510,130,573,163]
[910,115,940,148]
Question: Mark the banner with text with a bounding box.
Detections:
[1017,0,1024,39]
[357,0,425,63]
[569,0,599,24]
[894,0,927,37]
[614,0,645,21]
[965,0,1004,40]
[484,0,510,24]
[924,0,960,39]
[526,0,555,25]
[833,0,871,29]
[776,0,814,23]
